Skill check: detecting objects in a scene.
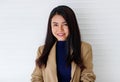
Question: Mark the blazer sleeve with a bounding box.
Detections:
[80,42,96,82]
[31,46,44,82]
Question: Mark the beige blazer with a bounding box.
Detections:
[31,41,96,82]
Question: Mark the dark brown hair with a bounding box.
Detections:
[36,5,85,69]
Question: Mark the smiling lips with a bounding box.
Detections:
[57,33,65,37]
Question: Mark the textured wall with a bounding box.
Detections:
[0,0,120,82]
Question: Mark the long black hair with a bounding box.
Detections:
[36,5,85,70]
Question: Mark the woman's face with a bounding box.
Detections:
[51,14,69,41]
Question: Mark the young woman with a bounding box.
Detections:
[31,5,96,82]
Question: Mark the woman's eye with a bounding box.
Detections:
[53,24,58,26]
[64,23,68,26]
[63,23,68,26]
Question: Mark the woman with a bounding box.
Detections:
[31,5,96,82]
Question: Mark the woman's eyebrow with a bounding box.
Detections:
[52,22,58,24]
[62,21,67,23]
[52,21,67,23]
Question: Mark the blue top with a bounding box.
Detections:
[56,41,71,82]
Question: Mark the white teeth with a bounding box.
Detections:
[57,33,64,36]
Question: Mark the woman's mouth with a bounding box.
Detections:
[57,33,65,36]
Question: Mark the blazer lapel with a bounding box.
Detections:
[70,49,77,80]
[71,61,77,79]
[45,43,58,82]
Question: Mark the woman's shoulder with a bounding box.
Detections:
[81,41,92,48]
[81,41,92,52]
[37,45,45,53]
[35,44,45,58]
[81,41,93,59]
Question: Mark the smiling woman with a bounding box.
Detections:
[31,5,96,82]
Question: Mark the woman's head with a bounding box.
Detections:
[47,5,80,42]
[51,14,69,41]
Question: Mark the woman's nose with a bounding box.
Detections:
[58,25,63,31]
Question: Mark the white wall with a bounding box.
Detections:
[0,0,120,82]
